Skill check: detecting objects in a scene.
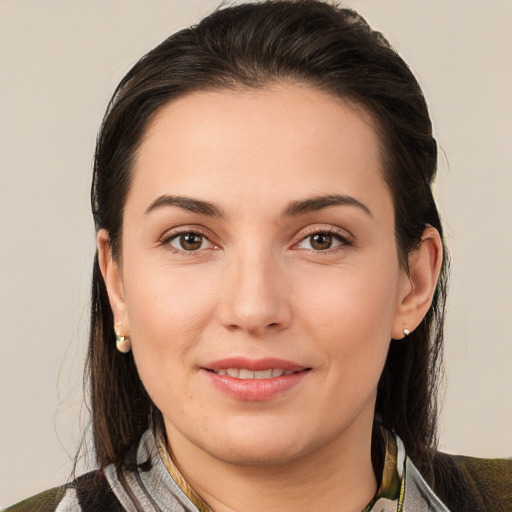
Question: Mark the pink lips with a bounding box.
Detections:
[202,357,310,401]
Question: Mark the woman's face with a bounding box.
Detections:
[106,84,412,466]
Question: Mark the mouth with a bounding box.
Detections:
[206,368,299,379]
[202,358,311,400]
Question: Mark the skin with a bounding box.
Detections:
[99,84,442,512]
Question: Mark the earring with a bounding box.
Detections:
[403,328,411,337]
[115,322,131,354]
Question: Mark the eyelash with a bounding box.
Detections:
[292,227,353,254]
[160,227,217,256]
[160,226,353,255]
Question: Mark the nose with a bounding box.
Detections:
[217,248,292,336]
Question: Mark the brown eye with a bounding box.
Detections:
[296,231,347,252]
[180,233,203,250]
[168,232,211,252]
[310,233,333,250]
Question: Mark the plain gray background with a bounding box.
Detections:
[1,0,511,506]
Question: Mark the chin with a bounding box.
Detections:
[205,438,309,467]
[192,420,331,468]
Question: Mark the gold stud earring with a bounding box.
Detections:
[115,322,132,354]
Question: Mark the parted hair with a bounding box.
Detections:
[88,0,448,489]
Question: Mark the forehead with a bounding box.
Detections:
[128,84,390,217]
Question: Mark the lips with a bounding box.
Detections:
[202,358,310,400]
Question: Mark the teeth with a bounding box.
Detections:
[239,369,255,379]
[255,369,273,379]
[213,368,295,379]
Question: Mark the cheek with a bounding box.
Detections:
[122,262,217,382]
[297,258,399,334]
[295,257,399,378]
[126,258,214,328]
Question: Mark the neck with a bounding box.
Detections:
[166,418,377,512]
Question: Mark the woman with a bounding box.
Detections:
[6,1,511,511]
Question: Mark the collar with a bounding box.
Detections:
[156,428,405,512]
[156,433,214,512]
[103,429,451,511]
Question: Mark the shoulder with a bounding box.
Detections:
[3,486,67,512]
[432,451,512,512]
[3,470,124,512]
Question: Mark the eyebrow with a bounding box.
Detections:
[283,194,372,218]
[144,193,371,219]
[145,194,225,217]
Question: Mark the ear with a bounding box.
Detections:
[97,229,130,335]
[391,226,443,340]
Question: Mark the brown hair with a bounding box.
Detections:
[88,0,448,489]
